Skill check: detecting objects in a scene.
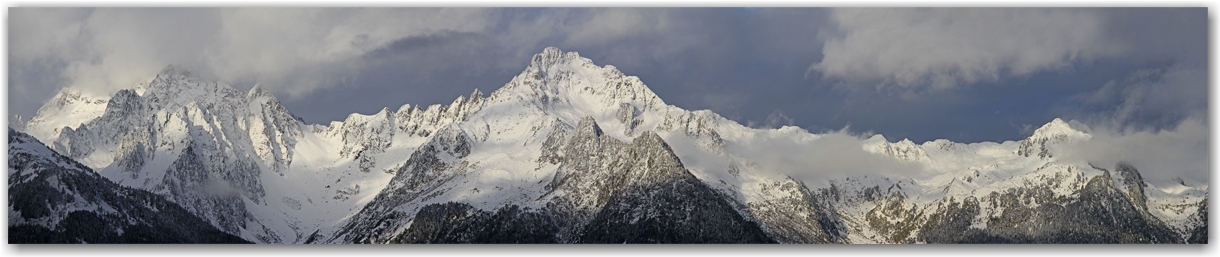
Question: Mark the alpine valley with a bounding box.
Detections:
[8,48,1208,244]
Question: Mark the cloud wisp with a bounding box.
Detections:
[722,127,932,189]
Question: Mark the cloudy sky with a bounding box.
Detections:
[7,8,1207,144]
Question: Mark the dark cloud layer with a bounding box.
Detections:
[7,8,1207,145]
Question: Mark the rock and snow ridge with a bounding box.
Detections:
[13,47,1207,244]
[8,128,249,243]
[22,88,111,143]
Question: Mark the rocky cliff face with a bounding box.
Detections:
[575,131,773,243]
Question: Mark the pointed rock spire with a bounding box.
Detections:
[469,88,484,103]
[530,47,569,70]
[575,116,604,138]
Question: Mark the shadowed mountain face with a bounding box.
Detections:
[573,132,773,244]
[1187,199,1208,244]
[8,129,248,244]
[391,203,560,244]
[13,48,1206,244]
[915,175,1180,244]
[339,118,773,244]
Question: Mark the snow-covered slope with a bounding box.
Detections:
[20,47,1206,244]
[23,89,111,144]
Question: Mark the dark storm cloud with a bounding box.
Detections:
[1102,8,1208,65]
[281,30,520,122]
[1068,63,1208,132]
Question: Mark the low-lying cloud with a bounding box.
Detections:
[727,128,931,188]
[1058,117,1209,188]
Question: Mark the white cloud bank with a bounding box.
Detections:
[812,8,1123,90]
[1060,117,1209,187]
[720,127,931,189]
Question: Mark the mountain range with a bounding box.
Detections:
[9,47,1207,244]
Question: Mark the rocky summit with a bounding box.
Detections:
[10,47,1207,244]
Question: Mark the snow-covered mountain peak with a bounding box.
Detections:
[863,135,928,162]
[99,89,145,119]
[1029,118,1089,141]
[24,88,111,143]
[247,84,274,99]
[141,66,249,114]
[333,107,394,140]
[46,87,112,105]
[245,83,301,124]
[484,47,669,142]
[468,88,485,103]
[507,48,661,103]
[1018,118,1091,159]
[528,47,584,71]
